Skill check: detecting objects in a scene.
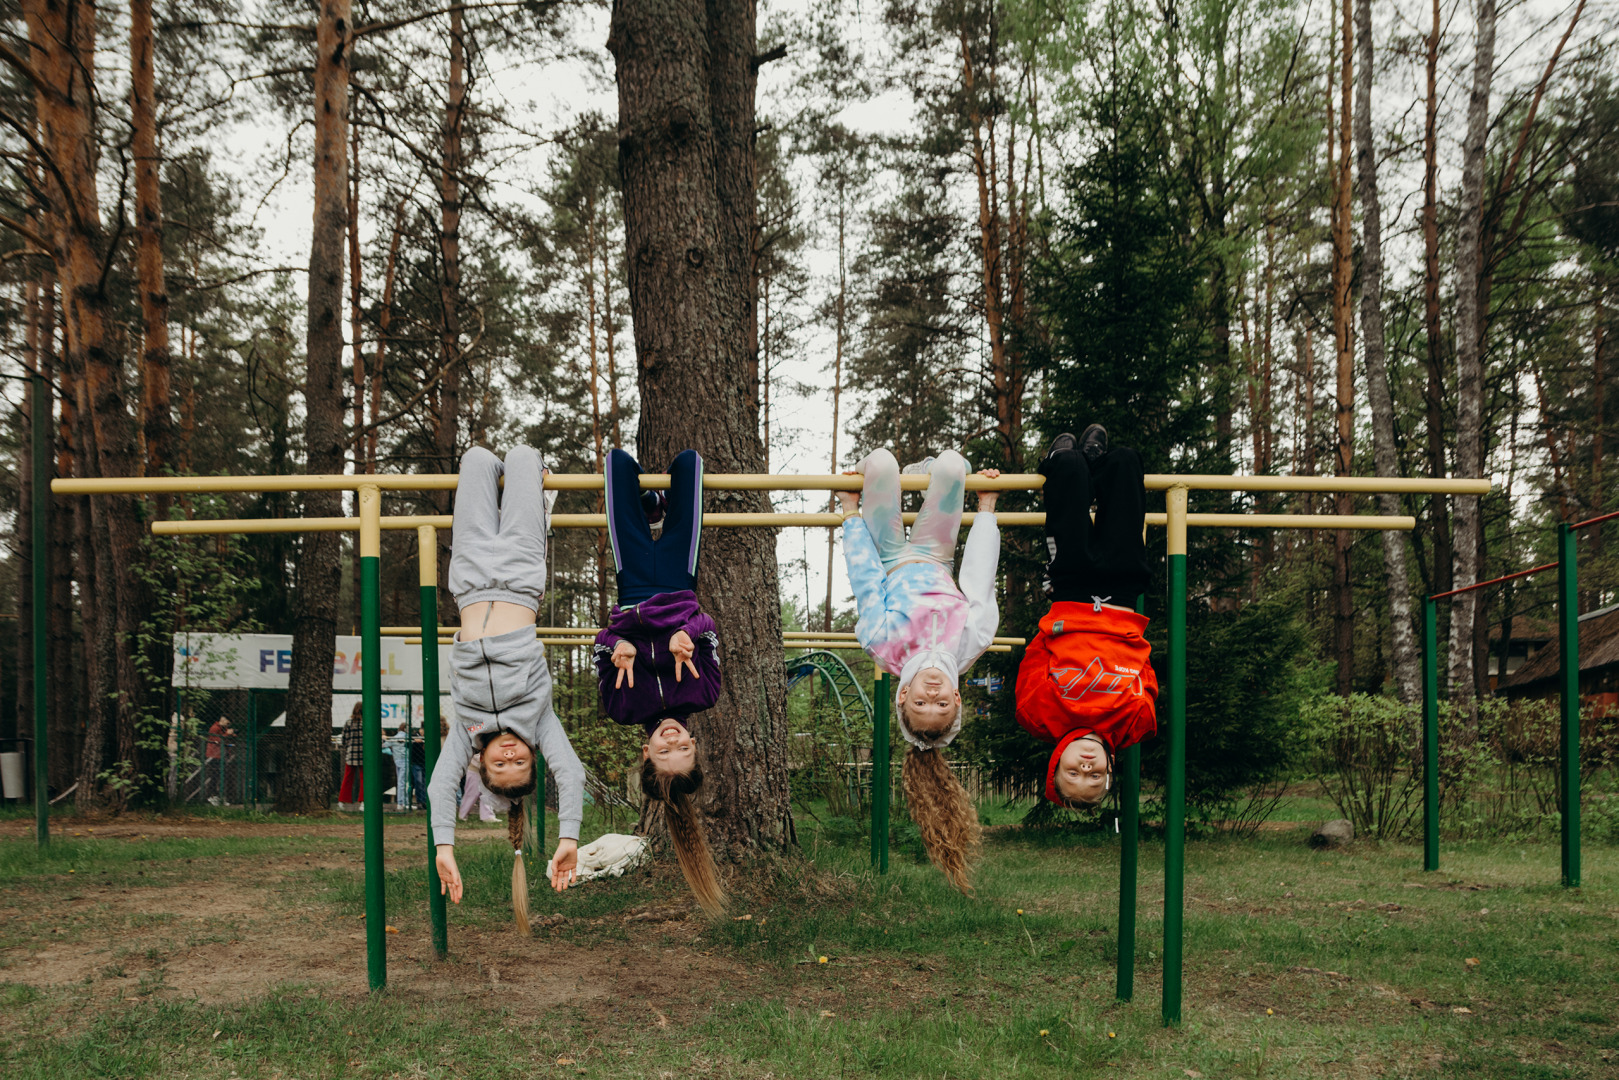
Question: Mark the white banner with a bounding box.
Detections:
[173,632,453,693]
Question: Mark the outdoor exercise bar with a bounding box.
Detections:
[148,511,1419,534]
[47,469,1488,1019]
[1421,506,1619,887]
[55,471,1488,496]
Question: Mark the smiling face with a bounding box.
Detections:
[643,718,697,776]
[481,731,534,790]
[898,667,962,739]
[1055,735,1110,806]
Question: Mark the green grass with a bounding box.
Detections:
[0,803,1615,1078]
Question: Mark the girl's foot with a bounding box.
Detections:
[901,456,936,475]
[1080,424,1108,462]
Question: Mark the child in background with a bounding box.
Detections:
[457,752,500,823]
[1015,428,1158,807]
[836,449,1002,893]
[593,446,725,915]
[427,445,587,933]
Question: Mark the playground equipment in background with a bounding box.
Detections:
[1420,507,1619,888]
[43,467,1481,1026]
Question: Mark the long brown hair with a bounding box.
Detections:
[902,746,981,893]
[640,758,725,917]
[505,798,530,935]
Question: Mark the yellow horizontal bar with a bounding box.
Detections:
[56,471,1492,497]
[380,626,1029,646]
[155,510,1413,536]
[398,637,1022,653]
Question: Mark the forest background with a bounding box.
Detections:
[1,0,1617,846]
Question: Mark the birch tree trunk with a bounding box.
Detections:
[1330,0,1356,696]
[434,7,466,597]
[1449,0,1496,704]
[1422,0,1453,612]
[1355,0,1420,701]
[609,0,792,852]
[280,0,351,812]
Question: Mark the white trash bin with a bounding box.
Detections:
[0,751,24,800]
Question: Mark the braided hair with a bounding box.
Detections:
[505,798,530,935]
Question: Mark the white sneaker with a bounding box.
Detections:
[900,456,936,475]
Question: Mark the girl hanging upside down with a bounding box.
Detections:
[428,445,587,934]
[1016,427,1159,808]
[836,449,1002,893]
[592,447,726,916]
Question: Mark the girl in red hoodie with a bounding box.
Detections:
[1016,428,1159,807]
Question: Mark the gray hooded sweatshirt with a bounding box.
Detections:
[428,625,585,846]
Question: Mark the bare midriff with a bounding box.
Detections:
[456,600,537,642]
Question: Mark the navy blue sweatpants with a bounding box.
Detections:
[605,448,703,605]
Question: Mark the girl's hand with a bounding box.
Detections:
[835,483,861,516]
[669,630,699,682]
[611,641,636,689]
[549,839,578,891]
[435,845,463,904]
[976,469,1001,514]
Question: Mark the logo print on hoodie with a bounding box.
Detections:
[1051,657,1143,702]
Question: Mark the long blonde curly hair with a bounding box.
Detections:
[901,746,981,893]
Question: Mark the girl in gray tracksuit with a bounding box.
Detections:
[427,445,586,931]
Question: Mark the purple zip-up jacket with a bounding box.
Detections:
[592,590,722,733]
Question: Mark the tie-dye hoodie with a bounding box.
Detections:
[843,512,1001,749]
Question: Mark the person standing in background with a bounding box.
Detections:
[338,702,364,811]
[385,725,410,809]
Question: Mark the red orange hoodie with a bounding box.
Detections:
[1015,602,1159,803]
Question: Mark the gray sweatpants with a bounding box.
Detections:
[448,445,549,612]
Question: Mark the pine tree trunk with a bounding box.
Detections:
[824,182,845,633]
[27,0,150,805]
[609,0,792,852]
[1331,0,1355,696]
[279,0,351,813]
[49,274,78,789]
[131,0,171,498]
[1355,0,1419,702]
[1449,0,1495,704]
[16,283,37,747]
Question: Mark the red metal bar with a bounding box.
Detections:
[1570,508,1619,532]
[1430,561,1558,601]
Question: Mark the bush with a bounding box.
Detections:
[1302,693,1619,842]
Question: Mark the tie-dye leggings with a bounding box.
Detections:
[855,449,968,572]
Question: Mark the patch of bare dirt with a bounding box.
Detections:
[0,824,760,1013]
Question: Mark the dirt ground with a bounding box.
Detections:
[0,817,775,1018]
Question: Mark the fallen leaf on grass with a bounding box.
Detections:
[652,1009,670,1029]
[555,1057,575,1066]
[1453,1007,1473,1015]
[384,925,399,934]
[1464,957,1481,968]
[820,1010,836,1019]
[1185,1071,1204,1078]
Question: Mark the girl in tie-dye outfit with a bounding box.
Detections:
[835,449,1002,892]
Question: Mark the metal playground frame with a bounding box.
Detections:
[40,465,1490,1026]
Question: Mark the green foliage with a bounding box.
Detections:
[1139,596,1327,825]
[1303,694,1619,842]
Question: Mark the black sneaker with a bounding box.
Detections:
[640,489,667,525]
[1047,432,1077,457]
[1079,424,1108,463]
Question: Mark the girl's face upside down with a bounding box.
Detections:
[482,731,534,788]
[898,667,962,738]
[1056,734,1110,805]
[644,718,697,776]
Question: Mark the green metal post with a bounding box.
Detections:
[418,527,447,959]
[30,371,48,848]
[359,486,386,990]
[1422,598,1440,870]
[1558,523,1581,887]
[1162,487,1188,1027]
[1116,593,1145,1002]
[872,673,891,873]
[248,691,258,812]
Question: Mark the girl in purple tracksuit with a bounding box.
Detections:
[592,447,725,914]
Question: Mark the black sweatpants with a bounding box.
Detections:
[1040,445,1149,603]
